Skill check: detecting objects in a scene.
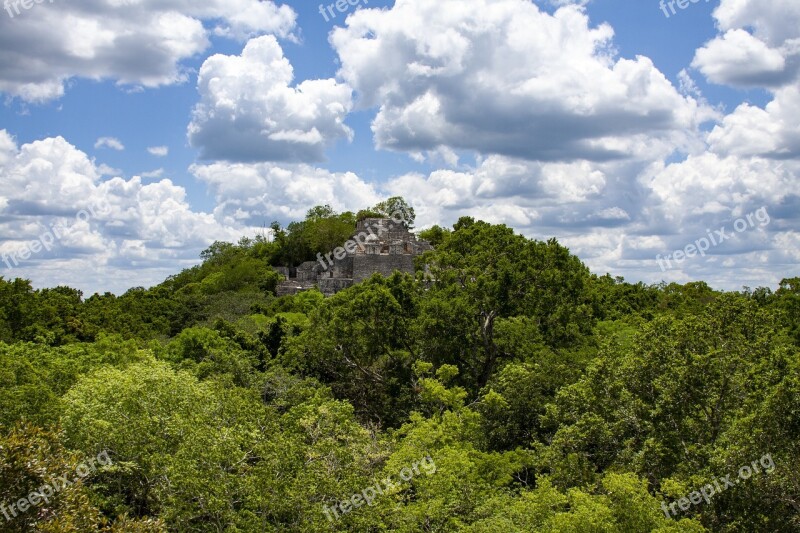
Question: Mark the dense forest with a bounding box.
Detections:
[1,198,798,532]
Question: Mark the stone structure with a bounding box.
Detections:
[276,218,433,297]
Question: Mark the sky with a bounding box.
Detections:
[0,0,797,295]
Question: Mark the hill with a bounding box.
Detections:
[0,198,798,532]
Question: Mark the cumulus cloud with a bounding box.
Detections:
[379,155,632,233]
[692,29,797,88]
[693,0,800,88]
[713,0,800,46]
[645,154,792,225]
[0,0,296,102]
[3,127,790,293]
[191,161,381,225]
[2,0,797,295]
[0,130,242,294]
[95,137,125,151]
[330,0,711,162]
[191,155,610,249]
[188,35,354,163]
[688,2,800,160]
[706,86,800,159]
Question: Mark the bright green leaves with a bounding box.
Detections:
[283,275,421,427]
[0,424,164,532]
[162,327,259,387]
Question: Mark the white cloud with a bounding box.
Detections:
[97,164,122,176]
[94,137,125,151]
[147,146,169,157]
[1,0,797,295]
[645,154,791,224]
[0,131,242,294]
[706,86,800,159]
[141,168,165,179]
[330,0,711,162]
[0,0,297,102]
[713,0,800,46]
[685,0,800,232]
[692,29,791,88]
[693,0,800,88]
[775,231,800,261]
[3,127,794,293]
[191,161,381,225]
[188,35,354,163]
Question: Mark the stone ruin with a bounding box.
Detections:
[275,218,433,297]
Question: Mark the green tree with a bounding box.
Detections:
[372,196,416,228]
[162,327,259,386]
[282,273,420,427]
[419,218,593,390]
[417,224,449,247]
[62,359,264,525]
[0,424,163,532]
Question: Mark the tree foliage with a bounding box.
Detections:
[0,205,796,531]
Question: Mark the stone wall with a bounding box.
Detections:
[353,253,415,283]
[328,255,353,279]
[317,278,355,296]
[296,261,320,282]
[276,280,317,297]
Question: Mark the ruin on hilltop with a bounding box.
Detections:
[275,218,433,297]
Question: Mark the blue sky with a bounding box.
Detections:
[0,0,797,294]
